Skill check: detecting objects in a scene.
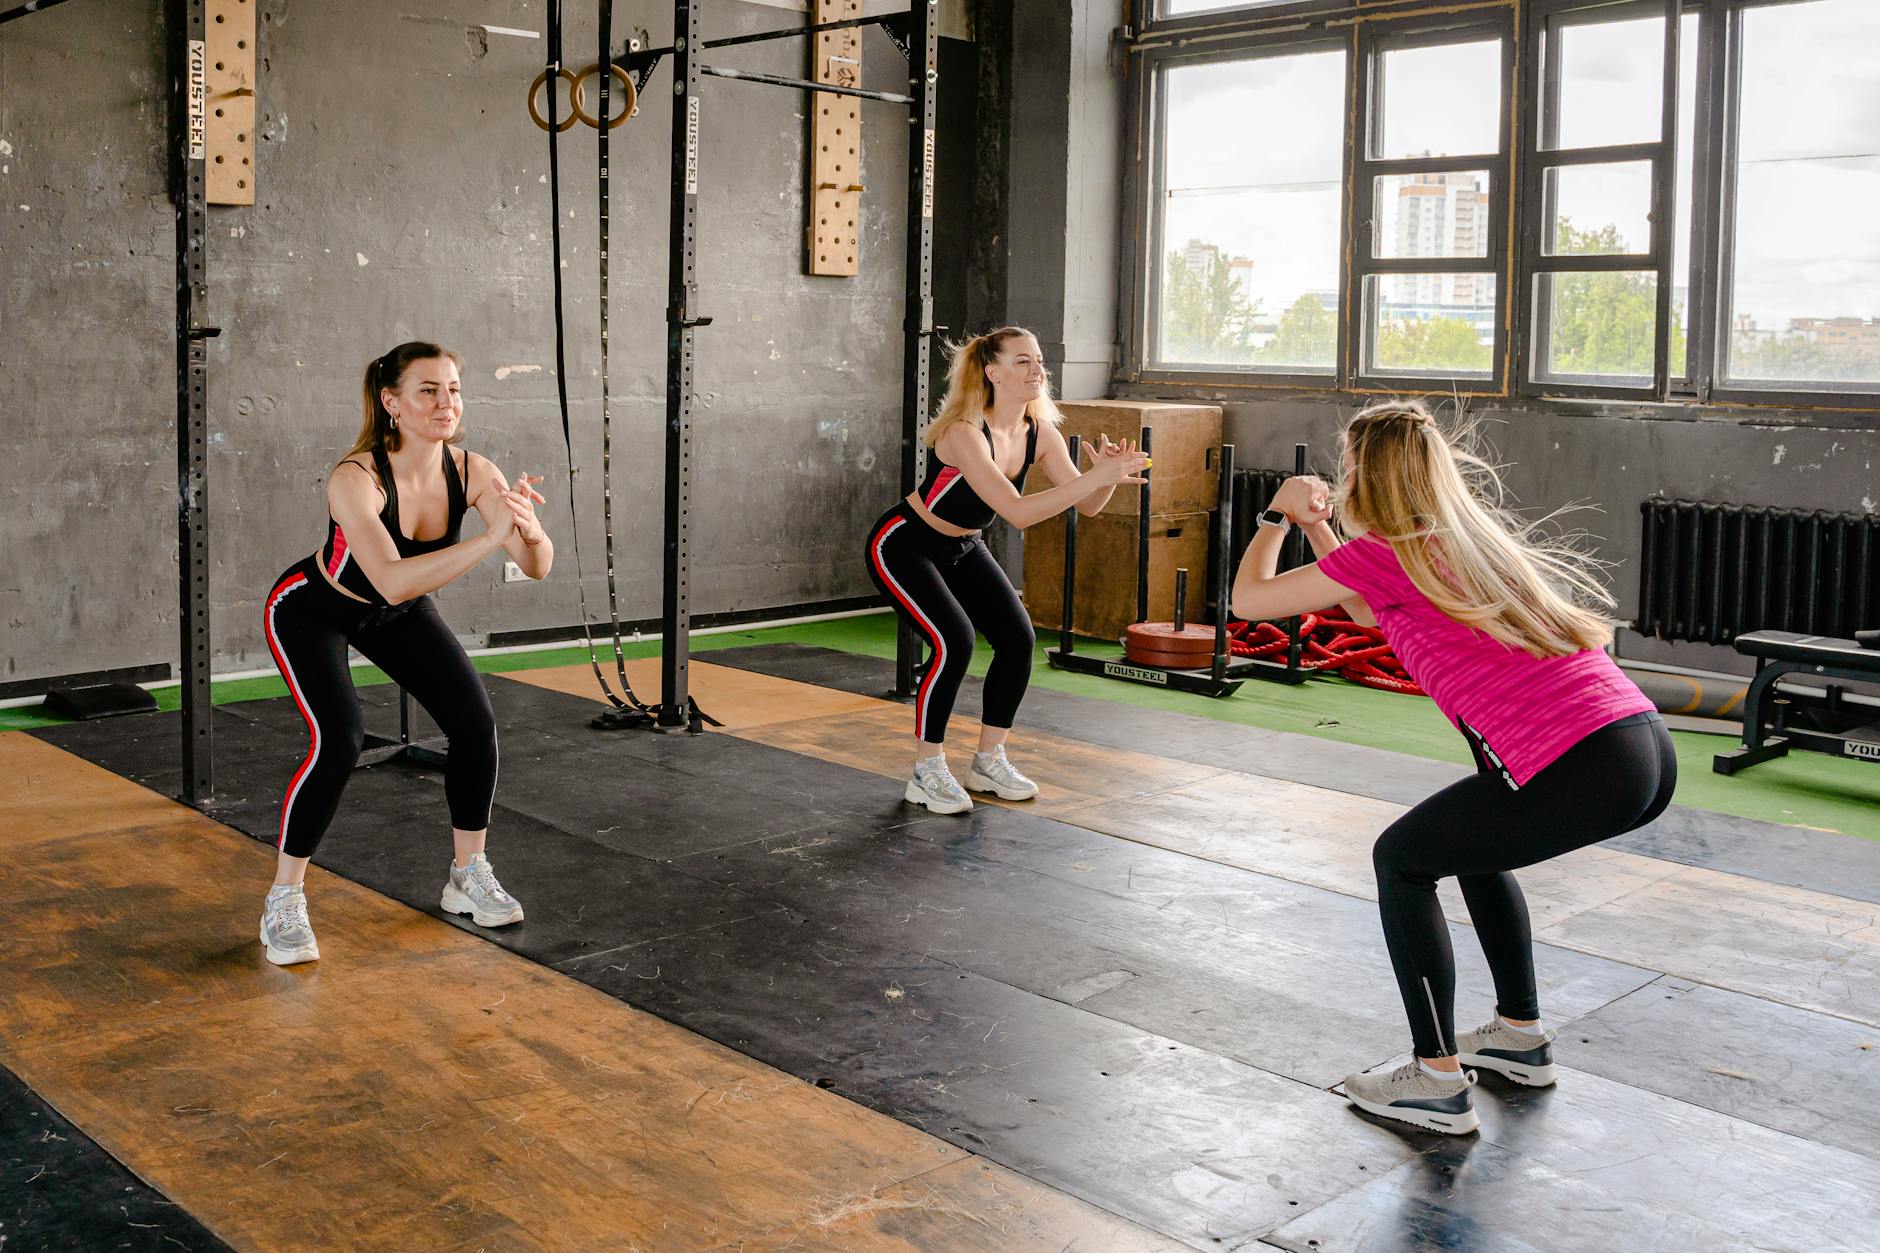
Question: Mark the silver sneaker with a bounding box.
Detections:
[1459,1017,1558,1087]
[260,884,320,966]
[441,851,525,927]
[966,744,1039,800]
[904,755,973,814]
[1342,1061,1479,1135]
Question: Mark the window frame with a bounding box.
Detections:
[1708,0,1880,407]
[1122,28,1356,390]
[1514,0,1682,402]
[1121,0,1880,413]
[1349,13,1516,395]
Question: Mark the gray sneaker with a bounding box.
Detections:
[259,884,319,966]
[1342,1061,1479,1135]
[904,755,973,814]
[966,744,1039,800]
[441,852,525,927]
[1459,1018,1558,1087]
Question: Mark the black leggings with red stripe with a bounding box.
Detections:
[262,554,497,859]
[865,503,1034,744]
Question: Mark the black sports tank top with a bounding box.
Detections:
[320,444,469,605]
[920,418,1038,530]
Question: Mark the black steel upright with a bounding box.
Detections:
[893,0,939,697]
[171,0,216,802]
[660,0,707,729]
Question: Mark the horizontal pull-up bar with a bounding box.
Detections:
[699,63,913,106]
[703,10,906,52]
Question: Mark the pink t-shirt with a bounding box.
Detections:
[1315,533,1655,787]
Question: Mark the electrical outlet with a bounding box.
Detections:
[503,561,525,583]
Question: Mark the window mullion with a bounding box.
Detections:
[1651,0,1682,398]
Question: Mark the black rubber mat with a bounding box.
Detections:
[704,642,1880,905]
[28,676,1880,1250]
[0,1061,231,1252]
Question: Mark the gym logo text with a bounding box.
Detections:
[1104,662,1169,686]
[1848,740,1880,762]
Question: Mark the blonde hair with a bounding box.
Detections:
[926,327,1063,447]
[1337,399,1615,657]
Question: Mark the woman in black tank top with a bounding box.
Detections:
[864,327,1148,814]
[254,341,555,966]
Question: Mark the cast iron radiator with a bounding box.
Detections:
[1637,500,1878,645]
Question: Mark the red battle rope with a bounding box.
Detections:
[1229,608,1427,697]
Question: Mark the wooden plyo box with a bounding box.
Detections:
[1023,510,1212,643]
[1027,399,1223,518]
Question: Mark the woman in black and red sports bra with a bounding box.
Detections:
[865,326,1147,813]
[255,341,554,966]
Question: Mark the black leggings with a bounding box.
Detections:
[865,503,1035,744]
[262,555,498,859]
[1373,711,1676,1058]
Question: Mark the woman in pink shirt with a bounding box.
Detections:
[1231,400,1674,1135]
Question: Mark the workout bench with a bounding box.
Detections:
[1713,630,1880,774]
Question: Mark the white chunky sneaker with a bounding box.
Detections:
[441,851,525,927]
[260,884,320,966]
[1342,1061,1480,1135]
[965,744,1039,800]
[1459,1017,1559,1087]
[904,754,974,814]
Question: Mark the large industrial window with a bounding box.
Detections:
[1151,43,1347,375]
[1354,20,1511,389]
[1123,0,1880,411]
[1722,0,1880,392]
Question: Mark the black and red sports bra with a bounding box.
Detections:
[320,444,469,605]
[920,417,1038,530]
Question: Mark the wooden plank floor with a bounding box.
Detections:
[0,732,1181,1252]
[515,660,1880,1031]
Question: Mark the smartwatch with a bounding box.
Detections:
[1257,507,1290,531]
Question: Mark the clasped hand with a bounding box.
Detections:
[1079,433,1151,485]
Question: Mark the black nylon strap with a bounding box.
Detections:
[546,0,648,713]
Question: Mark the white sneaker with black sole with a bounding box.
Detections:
[1459,1017,1558,1087]
[1341,1061,1480,1135]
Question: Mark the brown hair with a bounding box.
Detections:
[925,326,1064,447]
[347,341,465,459]
[1337,399,1616,657]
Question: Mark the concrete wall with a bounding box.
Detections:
[1,0,971,686]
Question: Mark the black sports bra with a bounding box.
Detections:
[320,444,469,605]
[920,418,1038,530]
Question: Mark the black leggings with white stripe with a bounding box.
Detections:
[865,503,1034,744]
[1373,711,1676,1058]
[262,554,497,859]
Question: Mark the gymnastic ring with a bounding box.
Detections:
[528,67,582,133]
[571,62,636,130]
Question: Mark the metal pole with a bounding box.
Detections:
[660,0,705,729]
[1212,444,1234,683]
[894,0,938,697]
[1060,434,1080,655]
[0,0,83,27]
[172,0,216,803]
[1136,424,1152,625]
[1284,442,1307,674]
[699,64,914,104]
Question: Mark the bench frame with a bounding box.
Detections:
[1713,640,1880,774]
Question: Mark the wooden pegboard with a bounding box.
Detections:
[206,0,257,205]
[809,0,862,276]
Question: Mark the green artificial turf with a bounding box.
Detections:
[7,610,1875,841]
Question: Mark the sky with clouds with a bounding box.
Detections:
[1158,0,1880,334]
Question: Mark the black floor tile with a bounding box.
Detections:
[0,1062,230,1252]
